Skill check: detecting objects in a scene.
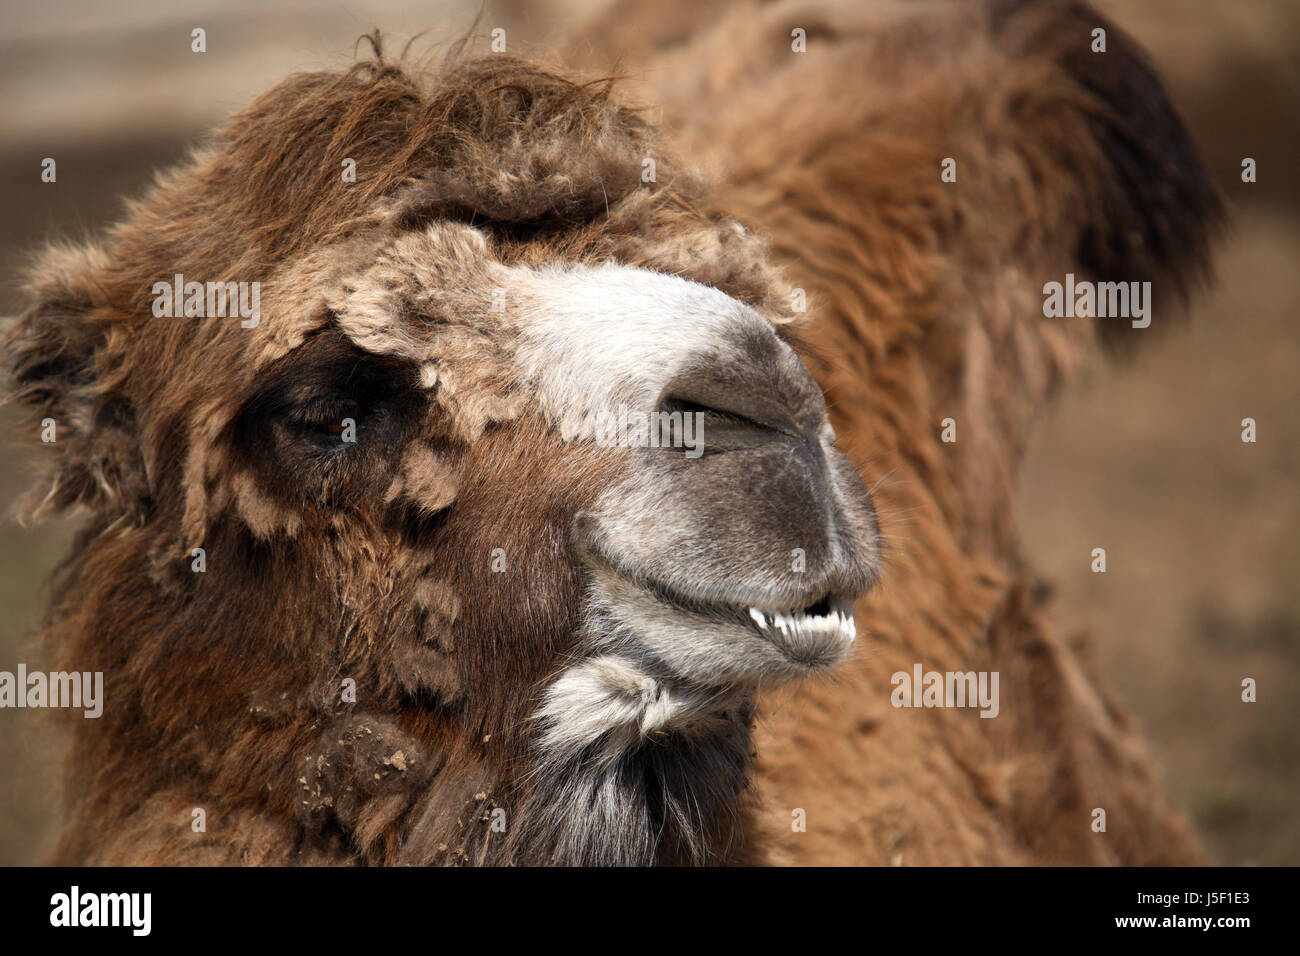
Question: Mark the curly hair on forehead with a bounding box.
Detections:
[116,50,646,255]
[93,39,792,325]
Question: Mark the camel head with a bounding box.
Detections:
[5,56,879,864]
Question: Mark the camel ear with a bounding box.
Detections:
[3,242,145,522]
[994,0,1224,346]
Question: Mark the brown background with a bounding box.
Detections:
[1,0,1296,865]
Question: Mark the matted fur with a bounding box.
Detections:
[4,0,1221,865]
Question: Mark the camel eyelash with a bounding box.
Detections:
[284,396,369,448]
[287,395,364,426]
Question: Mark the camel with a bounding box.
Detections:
[3,0,1220,865]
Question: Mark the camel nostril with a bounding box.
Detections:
[657,395,776,436]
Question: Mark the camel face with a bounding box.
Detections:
[295,228,881,751]
[192,204,880,782]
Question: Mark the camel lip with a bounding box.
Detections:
[577,536,857,665]
[636,581,858,669]
[575,531,858,615]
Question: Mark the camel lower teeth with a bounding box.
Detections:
[747,607,856,643]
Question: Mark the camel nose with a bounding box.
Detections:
[582,387,877,616]
[579,323,881,611]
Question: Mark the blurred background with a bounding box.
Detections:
[1,0,1296,865]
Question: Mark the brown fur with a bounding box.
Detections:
[4,0,1220,864]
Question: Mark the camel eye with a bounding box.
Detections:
[286,397,366,450]
[229,335,418,502]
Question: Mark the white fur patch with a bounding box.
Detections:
[501,263,775,439]
[533,655,741,764]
